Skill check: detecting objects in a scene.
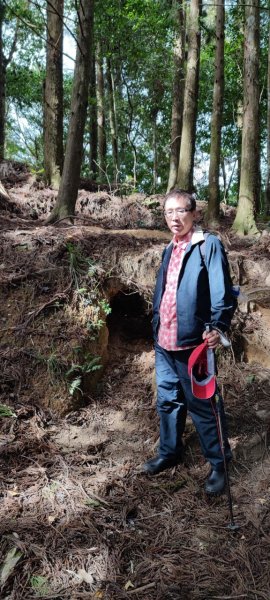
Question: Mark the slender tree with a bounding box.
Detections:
[207,0,225,223]
[265,10,270,215]
[44,0,63,188]
[150,78,165,192]
[0,1,18,159]
[0,1,5,159]
[176,0,201,190]
[96,40,106,179]
[106,57,119,181]
[167,0,185,192]
[232,0,260,235]
[47,0,94,223]
[89,51,98,179]
[5,0,270,200]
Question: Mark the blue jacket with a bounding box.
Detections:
[152,229,235,347]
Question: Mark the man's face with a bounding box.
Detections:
[164,195,196,240]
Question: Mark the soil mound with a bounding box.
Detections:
[1,174,270,599]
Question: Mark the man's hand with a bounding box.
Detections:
[202,329,220,349]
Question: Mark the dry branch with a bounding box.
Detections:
[0,180,10,201]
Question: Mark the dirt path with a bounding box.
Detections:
[1,319,270,599]
[1,182,270,599]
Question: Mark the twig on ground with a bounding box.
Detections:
[49,215,97,227]
[127,582,156,594]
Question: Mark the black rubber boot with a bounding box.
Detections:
[204,468,226,495]
[143,455,182,476]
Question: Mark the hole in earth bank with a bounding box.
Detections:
[107,289,153,344]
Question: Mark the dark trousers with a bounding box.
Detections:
[155,343,232,470]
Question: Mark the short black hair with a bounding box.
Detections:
[164,189,196,211]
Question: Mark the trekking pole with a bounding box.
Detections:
[205,325,239,532]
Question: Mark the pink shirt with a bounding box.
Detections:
[158,229,196,351]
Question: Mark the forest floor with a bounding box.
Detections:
[1,164,270,600]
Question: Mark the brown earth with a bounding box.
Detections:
[1,164,270,599]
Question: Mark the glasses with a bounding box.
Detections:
[164,208,192,217]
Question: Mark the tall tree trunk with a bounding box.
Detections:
[167,0,185,192]
[96,41,106,179]
[89,52,98,179]
[153,115,157,192]
[150,78,164,192]
[236,102,243,198]
[0,3,18,160]
[176,0,201,190]
[265,13,270,215]
[233,1,244,200]
[0,2,6,160]
[44,0,64,188]
[113,55,124,165]
[106,57,119,181]
[221,154,226,201]
[47,0,94,223]
[207,0,225,223]
[232,0,260,235]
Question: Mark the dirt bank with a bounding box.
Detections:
[1,175,270,599]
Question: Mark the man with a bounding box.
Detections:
[143,189,234,494]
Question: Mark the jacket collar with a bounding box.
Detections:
[163,227,205,270]
[190,226,205,245]
[171,226,204,248]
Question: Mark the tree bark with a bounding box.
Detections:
[167,0,185,192]
[207,0,225,224]
[0,3,18,159]
[47,0,94,223]
[89,51,98,179]
[44,0,64,189]
[106,57,119,181]
[232,0,260,235]
[96,41,107,179]
[265,11,270,215]
[0,2,5,160]
[153,115,157,192]
[236,101,243,198]
[176,0,201,191]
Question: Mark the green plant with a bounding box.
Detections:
[46,352,64,383]
[42,481,60,500]
[99,298,112,316]
[0,404,16,417]
[66,243,97,288]
[69,376,83,396]
[66,244,112,341]
[86,316,105,340]
[30,166,45,176]
[84,298,111,340]
[66,354,102,396]
[30,575,50,597]
[29,350,66,383]
[142,198,160,209]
